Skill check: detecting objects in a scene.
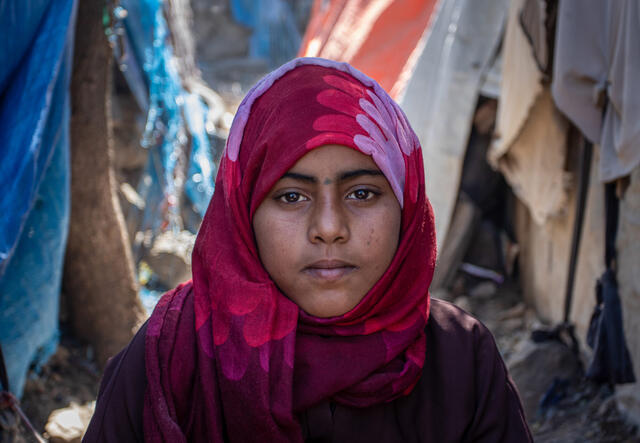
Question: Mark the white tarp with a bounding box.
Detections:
[552,0,640,183]
[398,0,507,249]
[488,0,543,163]
[489,0,570,225]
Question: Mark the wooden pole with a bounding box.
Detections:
[64,0,144,366]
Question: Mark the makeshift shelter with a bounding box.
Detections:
[0,0,220,397]
[62,0,224,368]
[399,0,507,250]
[0,0,77,397]
[492,0,640,424]
[299,0,507,249]
[300,0,640,426]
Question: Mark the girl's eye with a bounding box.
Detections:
[278,192,308,203]
[347,189,376,201]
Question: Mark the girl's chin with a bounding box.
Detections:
[294,291,364,318]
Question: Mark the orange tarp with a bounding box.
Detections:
[299,0,439,99]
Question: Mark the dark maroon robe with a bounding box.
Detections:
[83,297,532,442]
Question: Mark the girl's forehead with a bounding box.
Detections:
[285,145,379,177]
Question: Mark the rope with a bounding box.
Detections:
[0,344,47,443]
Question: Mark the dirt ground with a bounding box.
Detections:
[12,277,638,441]
[455,277,640,443]
[18,332,100,440]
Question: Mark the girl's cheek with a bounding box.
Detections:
[366,228,375,247]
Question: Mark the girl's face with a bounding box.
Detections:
[253,144,401,317]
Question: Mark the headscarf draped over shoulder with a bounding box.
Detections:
[144,57,437,442]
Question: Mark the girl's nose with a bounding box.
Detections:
[308,196,349,244]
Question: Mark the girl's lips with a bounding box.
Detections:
[303,260,357,281]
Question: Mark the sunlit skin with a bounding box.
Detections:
[252,144,402,318]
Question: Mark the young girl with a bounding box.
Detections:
[84,58,532,442]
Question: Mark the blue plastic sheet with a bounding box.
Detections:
[0,0,51,92]
[112,0,217,310]
[184,93,216,216]
[230,0,302,67]
[118,0,217,226]
[0,0,76,397]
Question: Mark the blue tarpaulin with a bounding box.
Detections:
[0,0,297,396]
[112,0,217,311]
[115,0,301,246]
[230,0,302,67]
[0,0,77,397]
[118,0,217,227]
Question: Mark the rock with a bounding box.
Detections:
[497,301,527,320]
[45,402,95,443]
[145,230,196,288]
[501,317,524,333]
[453,296,473,314]
[598,395,618,417]
[119,183,145,210]
[52,344,71,363]
[469,281,497,299]
[430,287,454,301]
[613,385,640,429]
[507,340,581,421]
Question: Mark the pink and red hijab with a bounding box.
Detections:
[144,57,436,442]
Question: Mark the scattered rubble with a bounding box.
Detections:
[452,295,472,314]
[19,336,101,441]
[45,402,94,443]
[449,277,640,442]
[144,230,196,289]
[468,281,497,299]
[531,378,640,442]
[508,339,581,420]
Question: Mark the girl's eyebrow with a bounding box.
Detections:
[281,169,383,184]
[339,169,383,181]
[282,172,316,183]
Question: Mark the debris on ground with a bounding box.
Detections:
[19,335,100,440]
[444,277,640,442]
[508,339,581,420]
[45,401,95,443]
[10,278,640,442]
[531,378,640,442]
[144,230,196,289]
